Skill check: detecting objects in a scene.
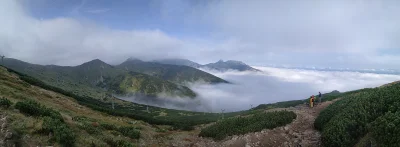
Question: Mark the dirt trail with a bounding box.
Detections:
[183,99,340,147]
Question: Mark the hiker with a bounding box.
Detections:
[318,92,322,103]
[310,95,315,108]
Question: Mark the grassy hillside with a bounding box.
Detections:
[2,58,197,99]
[0,66,143,146]
[104,71,196,98]
[314,82,400,147]
[118,59,229,85]
[0,65,251,130]
[0,65,306,146]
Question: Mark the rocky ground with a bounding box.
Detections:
[0,113,13,147]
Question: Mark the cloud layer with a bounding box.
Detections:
[117,67,400,112]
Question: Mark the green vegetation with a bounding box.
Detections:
[370,111,400,146]
[118,126,141,139]
[13,99,76,146]
[73,116,141,139]
[199,110,296,140]
[105,71,196,98]
[0,97,12,108]
[314,83,400,147]
[41,117,76,146]
[252,100,306,110]
[103,138,135,147]
[15,100,63,121]
[3,66,248,130]
[3,58,226,99]
[118,59,228,84]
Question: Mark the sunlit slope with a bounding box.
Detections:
[104,71,196,98]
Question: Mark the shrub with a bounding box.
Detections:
[315,82,400,147]
[0,97,12,108]
[370,111,400,146]
[199,110,296,140]
[100,123,118,130]
[42,117,76,146]
[15,100,63,121]
[118,126,140,139]
[103,137,134,147]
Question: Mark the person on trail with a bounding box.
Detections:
[310,95,315,108]
[318,92,322,103]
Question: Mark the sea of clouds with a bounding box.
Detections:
[118,66,400,112]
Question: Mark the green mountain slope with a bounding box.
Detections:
[104,71,196,98]
[2,58,196,98]
[118,58,229,85]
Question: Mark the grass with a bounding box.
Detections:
[0,66,143,146]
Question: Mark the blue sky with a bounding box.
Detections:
[1,0,400,69]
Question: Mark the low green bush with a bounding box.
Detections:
[118,126,140,139]
[315,82,400,147]
[15,100,63,121]
[103,137,135,147]
[0,97,12,108]
[370,111,400,146]
[42,117,76,146]
[199,110,296,140]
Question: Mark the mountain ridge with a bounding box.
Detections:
[153,58,261,72]
[2,58,203,99]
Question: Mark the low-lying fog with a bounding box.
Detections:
[117,66,400,112]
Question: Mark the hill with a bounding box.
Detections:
[118,58,229,85]
[2,58,197,99]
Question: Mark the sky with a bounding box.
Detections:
[1,0,400,69]
[118,67,400,112]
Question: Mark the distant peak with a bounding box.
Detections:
[126,57,143,62]
[217,59,224,63]
[88,59,105,63]
[226,60,246,65]
[79,59,108,66]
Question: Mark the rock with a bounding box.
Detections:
[284,126,289,130]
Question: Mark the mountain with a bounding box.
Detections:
[2,58,197,98]
[152,58,202,68]
[202,60,261,72]
[153,58,261,72]
[118,58,229,85]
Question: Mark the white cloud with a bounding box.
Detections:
[185,67,400,112]
[117,67,400,112]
